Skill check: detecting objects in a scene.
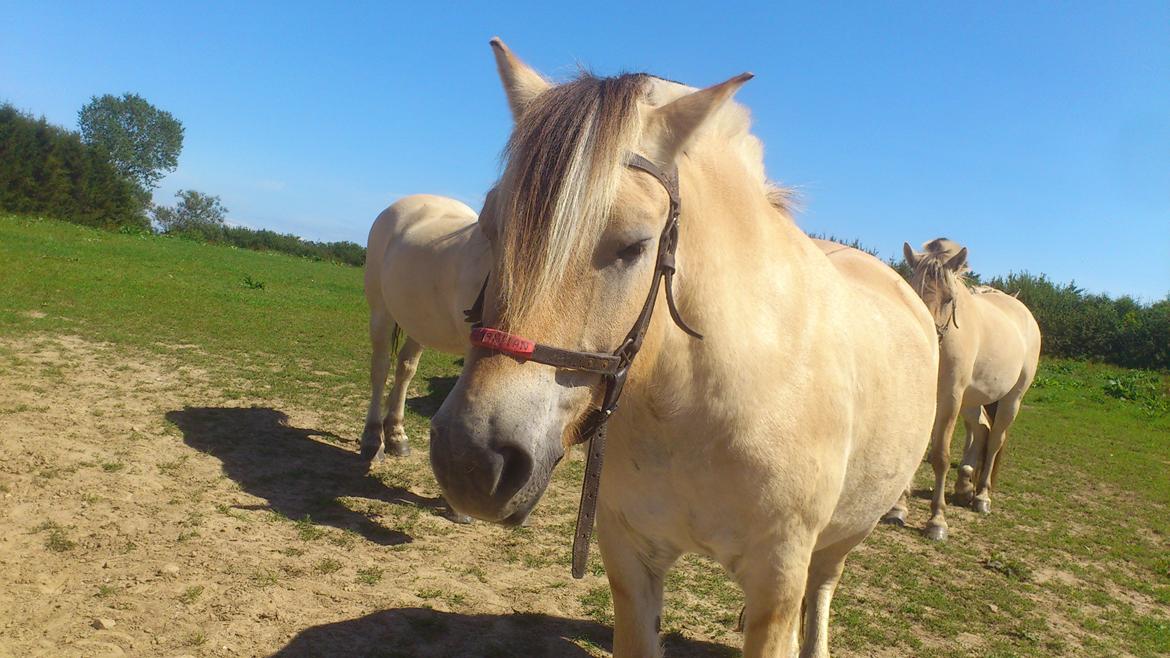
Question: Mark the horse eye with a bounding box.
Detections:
[617,239,650,262]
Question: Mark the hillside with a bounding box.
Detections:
[0,214,1167,657]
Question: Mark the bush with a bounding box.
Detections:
[0,104,146,230]
[813,233,1168,371]
[985,272,1168,371]
[164,221,364,267]
[153,189,227,235]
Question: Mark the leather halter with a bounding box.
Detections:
[463,153,702,578]
[936,299,958,341]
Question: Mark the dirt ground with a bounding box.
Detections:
[0,333,684,658]
[2,332,1166,658]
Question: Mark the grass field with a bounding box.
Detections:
[1,214,1167,657]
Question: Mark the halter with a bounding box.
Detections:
[463,153,702,578]
[935,298,958,340]
[914,265,960,341]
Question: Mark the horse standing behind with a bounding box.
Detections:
[887,238,1041,541]
[428,40,939,657]
[360,195,488,461]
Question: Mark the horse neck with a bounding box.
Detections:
[951,277,976,326]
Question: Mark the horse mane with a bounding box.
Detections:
[496,71,787,326]
[912,238,969,300]
[497,73,646,326]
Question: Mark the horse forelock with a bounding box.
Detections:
[912,256,967,309]
[497,72,648,327]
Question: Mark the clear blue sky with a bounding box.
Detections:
[3,2,1167,300]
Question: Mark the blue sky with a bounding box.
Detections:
[3,2,1167,300]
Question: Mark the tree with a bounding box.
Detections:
[153,190,228,236]
[0,104,146,230]
[78,93,184,195]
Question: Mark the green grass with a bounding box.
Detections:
[2,214,1167,656]
[314,558,342,575]
[34,521,77,552]
[178,585,204,604]
[356,567,384,585]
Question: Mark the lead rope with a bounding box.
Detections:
[571,409,608,578]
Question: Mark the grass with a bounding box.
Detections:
[356,567,383,585]
[178,585,204,604]
[315,558,342,575]
[2,214,1167,656]
[34,521,77,553]
[294,516,326,541]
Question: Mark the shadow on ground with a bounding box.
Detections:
[166,406,455,545]
[912,486,973,507]
[405,374,458,419]
[271,608,738,657]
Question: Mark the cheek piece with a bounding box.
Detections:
[463,153,702,578]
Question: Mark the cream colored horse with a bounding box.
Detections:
[428,40,938,657]
[893,239,1041,541]
[360,194,488,460]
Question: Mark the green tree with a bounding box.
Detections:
[0,104,146,230]
[153,190,228,236]
[78,93,184,195]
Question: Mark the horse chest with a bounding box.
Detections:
[604,441,762,559]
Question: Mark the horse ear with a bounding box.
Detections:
[477,187,501,238]
[646,72,753,163]
[490,38,550,121]
[945,247,969,272]
[903,242,922,267]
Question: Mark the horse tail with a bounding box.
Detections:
[389,323,404,361]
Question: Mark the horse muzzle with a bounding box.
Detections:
[429,405,562,525]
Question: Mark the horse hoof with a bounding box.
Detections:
[444,510,473,525]
[923,524,948,542]
[360,441,385,462]
[385,438,411,457]
[953,490,973,506]
[880,510,907,527]
[972,499,991,514]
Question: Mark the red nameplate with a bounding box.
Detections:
[470,327,536,359]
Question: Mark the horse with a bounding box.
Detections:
[360,194,488,461]
[892,238,1041,541]
[427,39,938,657]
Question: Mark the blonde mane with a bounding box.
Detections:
[912,238,969,301]
[496,71,788,327]
[498,73,646,326]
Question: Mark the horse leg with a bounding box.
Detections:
[880,486,911,527]
[738,540,813,657]
[799,535,858,658]
[597,508,677,658]
[382,337,423,457]
[360,312,394,461]
[924,394,961,541]
[953,406,987,506]
[973,396,1021,514]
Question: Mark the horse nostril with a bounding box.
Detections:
[492,444,533,501]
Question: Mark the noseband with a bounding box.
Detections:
[463,153,702,578]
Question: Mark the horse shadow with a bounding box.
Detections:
[166,406,454,545]
[270,608,738,657]
[405,374,458,419]
[911,487,971,507]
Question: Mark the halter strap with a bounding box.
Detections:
[463,152,702,578]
